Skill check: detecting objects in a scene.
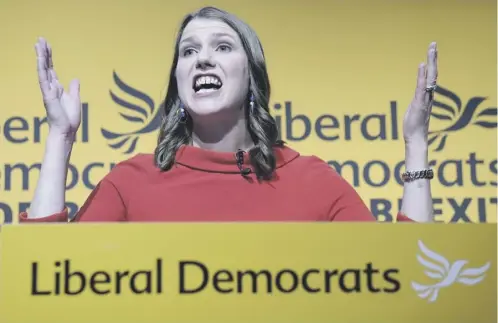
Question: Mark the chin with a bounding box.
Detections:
[190,106,225,117]
[188,101,228,118]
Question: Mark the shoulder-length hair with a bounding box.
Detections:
[154,6,282,180]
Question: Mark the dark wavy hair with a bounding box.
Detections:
[154,6,282,180]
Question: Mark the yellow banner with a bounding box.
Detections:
[0,223,496,323]
[0,0,496,224]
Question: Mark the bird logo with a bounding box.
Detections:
[428,85,497,152]
[411,240,490,303]
[101,71,164,154]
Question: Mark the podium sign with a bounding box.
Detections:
[0,223,496,323]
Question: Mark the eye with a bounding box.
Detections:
[182,48,196,57]
[217,44,232,52]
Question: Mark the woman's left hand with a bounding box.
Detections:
[403,42,438,146]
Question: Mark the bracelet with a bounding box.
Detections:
[402,169,434,182]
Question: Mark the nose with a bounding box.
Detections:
[195,48,216,70]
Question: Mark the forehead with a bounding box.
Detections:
[180,18,239,42]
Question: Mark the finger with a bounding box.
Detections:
[414,62,426,103]
[35,43,47,73]
[35,43,51,94]
[424,42,438,106]
[69,79,80,99]
[46,43,60,83]
[46,41,55,84]
[47,42,54,69]
[38,38,53,83]
[49,69,59,83]
[53,78,63,97]
[425,42,438,88]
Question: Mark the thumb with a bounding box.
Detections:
[68,79,80,98]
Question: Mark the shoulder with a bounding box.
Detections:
[275,145,354,196]
[296,155,347,187]
[104,153,159,184]
[277,146,343,184]
[276,145,372,221]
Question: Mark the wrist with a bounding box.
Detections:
[47,129,76,152]
[405,143,429,170]
[48,128,76,142]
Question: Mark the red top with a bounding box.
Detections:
[19,145,412,223]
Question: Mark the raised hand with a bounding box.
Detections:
[36,37,81,137]
[403,42,438,145]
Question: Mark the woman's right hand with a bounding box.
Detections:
[27,38,81,219]
[36,37,81,138]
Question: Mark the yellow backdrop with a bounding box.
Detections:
[0,0,496,224]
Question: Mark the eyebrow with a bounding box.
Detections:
[180,32,236,45]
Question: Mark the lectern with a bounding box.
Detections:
[0,223,496,323]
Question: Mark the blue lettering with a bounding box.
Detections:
[3,117,29,143]
[1,103,89,144]
[67,202,78,219]
[363,161,390,187]
[438,159,464,187]
[396,197,496,223]
[0,202,13,224]
[81,103,89,142]
[490,160,497,186]
[432,198,444,219]
[343,114,360,140]
[316,114,340,140]
[4,163,42,190]
[2,162,115,191]
[66,164,79,190]
[83,163,105,189]
[19,202,30,214]
[285,101,310,141]
[448,198,471,222]
[0,197,495,224]
[327,153,494,189]
[370,199,394,222]
[33,116,48,143]
[466,152,486,186]
[272,101,399,142]
[328,160,360,186]
[0,201,81,224]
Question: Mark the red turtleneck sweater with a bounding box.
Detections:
[19,145,412,223]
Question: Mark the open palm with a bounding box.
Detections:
[36,37,81,136]
[403,42,438,144]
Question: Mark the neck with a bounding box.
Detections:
[191,109,254,153]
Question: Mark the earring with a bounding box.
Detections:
[178,104,188,123]
[249,94,255,114]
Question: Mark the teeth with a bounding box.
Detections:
[195,76,222,88]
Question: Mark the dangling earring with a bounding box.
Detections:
[177,103,188,123]
[249,93,255,114]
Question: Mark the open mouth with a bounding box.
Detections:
[193,74,223,93]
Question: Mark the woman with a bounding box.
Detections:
[21,7,435,223]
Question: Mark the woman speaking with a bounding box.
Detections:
[21,7,436,223]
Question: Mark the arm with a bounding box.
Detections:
[306,158,386,221]
[400,143,432,222]
[28,131,74,218]
[327,176,376,222]
[28,37,82,218]
[399,42,439,223]
[20,178,126,222]
[324,168,410,222]
[328,43,438,222]
[307,156,411,222]
[328,181,413,222]
[24,131,127,222]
